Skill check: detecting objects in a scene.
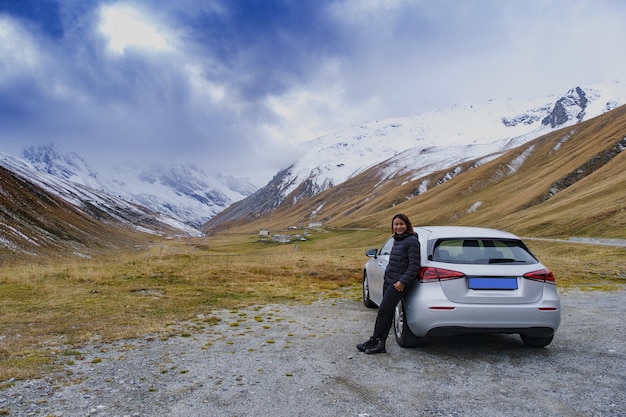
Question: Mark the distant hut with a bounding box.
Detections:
[273,234,291,243]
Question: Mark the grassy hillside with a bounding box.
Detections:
[0,166,177,262]
[219,104,626,239]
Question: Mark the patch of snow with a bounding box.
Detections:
[467,202,482,214]
[311,202,326,217]
[552,130,576,153]
[507,145,535,175]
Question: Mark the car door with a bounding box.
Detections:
[368,236,393,305]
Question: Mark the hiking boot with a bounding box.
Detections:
[365,338,386,354]
[356,336,377,352]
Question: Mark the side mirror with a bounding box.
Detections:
[366,248,378,258]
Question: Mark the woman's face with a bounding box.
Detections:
[392,217,407,235]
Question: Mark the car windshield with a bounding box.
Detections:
[432,238,538,265]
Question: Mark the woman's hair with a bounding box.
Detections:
[391,213,414,234]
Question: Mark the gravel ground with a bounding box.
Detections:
[2,288,625,417]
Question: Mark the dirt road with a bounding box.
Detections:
[3,288,625,416]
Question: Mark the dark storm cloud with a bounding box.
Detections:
[1,0,625,181]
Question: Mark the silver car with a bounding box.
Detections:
[362,226,561,347]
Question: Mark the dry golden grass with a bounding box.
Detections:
[208,105,626,240]
[525,239,626,290]
[0,229,373,381]
[0,228,623,383]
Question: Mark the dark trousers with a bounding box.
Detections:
[372,282,407,341]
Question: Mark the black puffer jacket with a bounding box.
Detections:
[384,232,421,287]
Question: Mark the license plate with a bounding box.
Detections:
[468,277,518,290]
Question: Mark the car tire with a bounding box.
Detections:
[520,334,554,348]
[362,272,377,308]
[394,300,420,347]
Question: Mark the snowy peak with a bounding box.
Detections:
[137,164,230,206]
[116,162,258,227]
[19,147,259,227]
[542,86,588,127]
[22,144,108,190]
[135,163,256,203]
[542,83,625,128]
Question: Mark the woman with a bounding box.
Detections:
[357,213,421,354]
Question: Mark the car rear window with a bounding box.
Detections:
[432,238,538,265]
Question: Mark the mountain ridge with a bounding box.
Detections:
[18,144,259,228]
[206,104,625,240]
[203,82,626,232]
[0,159,193,261]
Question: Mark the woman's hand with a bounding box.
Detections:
[394,281,405,292]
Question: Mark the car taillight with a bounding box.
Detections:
[419,267,466,282]
[523,268,556,284]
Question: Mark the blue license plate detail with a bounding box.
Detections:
[468,277,518,290]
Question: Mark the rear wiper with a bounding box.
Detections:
[488,258,526,264]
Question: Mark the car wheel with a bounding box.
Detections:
[394,300,420,347]
[362,272,377,308]
[520,334,554,348]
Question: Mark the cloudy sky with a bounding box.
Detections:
[1,0,625,183]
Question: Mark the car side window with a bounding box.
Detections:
[380,237,394,256]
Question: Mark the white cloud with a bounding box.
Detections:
[98,3,170,54]
[185,63,227,104]
[0,17,40,76]
[263,59,347,143]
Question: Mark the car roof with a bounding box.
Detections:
[414,226,520,240]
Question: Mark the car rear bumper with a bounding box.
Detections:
[423,326,556,338]
[403,288,561,337]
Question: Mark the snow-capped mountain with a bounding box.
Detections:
[9,81,626,234]
[19,145,259,228]
[0,152,202,239]
[204,81,626,230]
[22,145,106,190]
[107,163,258,228]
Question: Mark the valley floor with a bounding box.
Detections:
[2,288,625,417]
